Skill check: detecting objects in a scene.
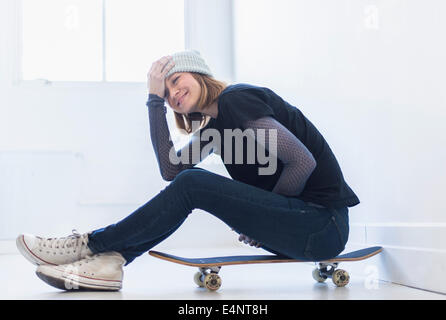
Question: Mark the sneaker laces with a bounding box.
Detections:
[40,229,89,254]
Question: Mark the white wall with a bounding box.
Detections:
[233,0,446,293]
[0,0,239,249]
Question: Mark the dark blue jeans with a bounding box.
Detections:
[87,167,349,265]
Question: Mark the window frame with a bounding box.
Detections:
[14,0,234,88]
[14,0,189,88]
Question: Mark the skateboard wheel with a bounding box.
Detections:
[203,273,222,291]
[312,268,327,283]
[332,269,350,287]
[193,272,205,287]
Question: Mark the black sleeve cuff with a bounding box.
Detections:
[146,93,165,107]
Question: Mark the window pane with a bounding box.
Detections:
[22,0,103,81]
[105,0,184,82]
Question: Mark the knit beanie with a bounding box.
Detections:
[165,50,213,79]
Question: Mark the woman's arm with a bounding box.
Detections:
[146,56,213,181]
[147,94,214,181]
[243,116,316,197]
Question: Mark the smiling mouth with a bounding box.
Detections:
[177,92,188,107]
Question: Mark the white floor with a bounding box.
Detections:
[1,246,445,300]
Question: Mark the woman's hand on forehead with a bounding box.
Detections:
[147,56,175,99]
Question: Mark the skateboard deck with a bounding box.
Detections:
[149,246,382,291]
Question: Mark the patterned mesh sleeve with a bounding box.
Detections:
[146,94,215,181]
[243,116,317,197]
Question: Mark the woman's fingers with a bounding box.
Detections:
[160,56,174,75]
[238,233,262,247]
[152,56,169,71]
[161,59,175,77]
[159,56,174,74]
[249,239,261,247]
[147,56,175,97]
[148,56,173,78]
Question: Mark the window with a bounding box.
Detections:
[21,0,185,82]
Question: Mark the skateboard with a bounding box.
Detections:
[149,246,383,291]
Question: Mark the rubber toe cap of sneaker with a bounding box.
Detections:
[16,234,45,265]
[17,234,38,251]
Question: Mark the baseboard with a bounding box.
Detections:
[347,224,446,294]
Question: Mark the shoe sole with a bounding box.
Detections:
[16,235,55,266]
[36,267,122,291]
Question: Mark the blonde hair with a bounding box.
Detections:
[171,73,227,135]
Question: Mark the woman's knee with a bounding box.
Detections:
[170,167,212,189]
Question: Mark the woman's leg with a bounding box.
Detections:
[87,167,348,264]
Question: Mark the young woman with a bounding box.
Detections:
[16,50,359,291]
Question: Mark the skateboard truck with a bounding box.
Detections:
[312,262,350,287]
[194,266,222,291]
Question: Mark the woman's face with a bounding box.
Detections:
[165,72,201,114]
